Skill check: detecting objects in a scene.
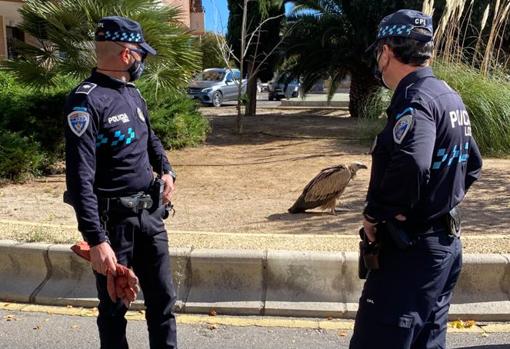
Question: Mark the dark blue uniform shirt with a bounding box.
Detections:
[365,67,482,225]
[65,70,174,246]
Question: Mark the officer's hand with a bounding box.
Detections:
[395,214,407,221]
[90,242,117,276]
[161,174,175,204]
[363,219,377,242]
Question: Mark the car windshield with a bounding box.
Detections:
[197,70,225,81]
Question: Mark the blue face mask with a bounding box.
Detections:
[126,47,147,81]
[128,58,145,82]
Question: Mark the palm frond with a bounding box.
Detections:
[4,0,200,100]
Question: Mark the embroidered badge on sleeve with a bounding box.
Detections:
[393,114,413,144]
[67,111,90,137]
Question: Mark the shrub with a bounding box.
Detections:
[0,130,47,181]
[0,70,210,180]
[356,88,391,145]
[147,93,211,149]
[356,63,510,156]
[435,62,510,156]
[0,71,72,157]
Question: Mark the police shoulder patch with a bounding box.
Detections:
[75,82,97,95]
[393,114,413,144]
[67,111,90,137]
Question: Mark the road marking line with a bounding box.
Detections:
[2,303,510,332]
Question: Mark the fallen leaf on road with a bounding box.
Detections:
[481,333,490,338]
[450,320,476,329]
[209,309,217,317]
[71,325,79,329]
[464,320,476,328]
[3,315,16,321]
[338,331,348,337]
[33,325,41,330]
[208,324,218,330]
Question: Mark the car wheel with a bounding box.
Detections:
[212,91,223,107]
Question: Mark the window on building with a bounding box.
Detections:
[6,26,25,59]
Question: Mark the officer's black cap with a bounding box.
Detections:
[95,16,157,56]
[366,9,434,53]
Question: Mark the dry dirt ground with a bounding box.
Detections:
[0,106,509,245]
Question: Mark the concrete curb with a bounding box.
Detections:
[0,241,509,320]
[280,100,349,108]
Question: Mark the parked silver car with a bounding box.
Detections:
[267,73,300,101]
[188,68,246,107]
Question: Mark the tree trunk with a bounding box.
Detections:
[348,69,379,118]
[245,71,258,117]
[237,0,249,135]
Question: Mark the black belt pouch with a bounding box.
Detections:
[384,219,415,250]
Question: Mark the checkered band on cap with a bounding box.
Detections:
[377,24,414,39]
[101,30,143,43]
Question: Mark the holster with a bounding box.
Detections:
[445,207,461,238]
[148,178,164,213]
[384,219,415,250]
[358,227,380,279]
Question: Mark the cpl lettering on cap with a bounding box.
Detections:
[415,18,426,26]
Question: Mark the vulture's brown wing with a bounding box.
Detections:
[288,165,352,213]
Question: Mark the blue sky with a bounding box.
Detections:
[204,0,295,34]
[204,0,229,33]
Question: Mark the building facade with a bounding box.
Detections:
[0,0,23,59]
[163,0,205,35]
[0,0,205,59]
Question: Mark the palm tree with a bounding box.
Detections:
[283,0,423,118]
[3,0,201,101]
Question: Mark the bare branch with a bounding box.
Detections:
[243,13,285,57]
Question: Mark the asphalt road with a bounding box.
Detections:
[1,310,509,349]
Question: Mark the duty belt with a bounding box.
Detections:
[100,192,154,214]
[410,207,461,238]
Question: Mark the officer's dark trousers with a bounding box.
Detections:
[350,229,462,349]
[94,206,177,349]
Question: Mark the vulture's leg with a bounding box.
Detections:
[334,201,352,212]
[324,198,336,215]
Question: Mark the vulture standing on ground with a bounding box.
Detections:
[288,162,367,214]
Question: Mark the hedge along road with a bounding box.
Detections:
[0,106,509,244]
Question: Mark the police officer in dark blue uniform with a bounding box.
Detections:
[350,10,483,349]
[65,16,178,349]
